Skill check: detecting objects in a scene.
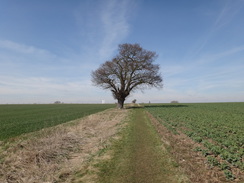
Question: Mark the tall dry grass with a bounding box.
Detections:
[0,109,128,183]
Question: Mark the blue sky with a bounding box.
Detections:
[0,0,244,104]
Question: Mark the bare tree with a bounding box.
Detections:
[91,43,163,109]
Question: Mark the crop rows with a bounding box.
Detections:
[145,103,244,180]
[0,104,114,140]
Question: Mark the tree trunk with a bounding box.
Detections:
[117,98,125,109]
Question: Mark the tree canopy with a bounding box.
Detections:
[91,43,163,108]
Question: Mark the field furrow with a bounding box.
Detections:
[145,103,244,181]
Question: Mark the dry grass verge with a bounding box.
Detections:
[0,108,128,183]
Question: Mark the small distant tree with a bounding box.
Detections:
[132,99,137,104]
[171,100,179,104]
[54,101,61,104]
[91,43,163,109]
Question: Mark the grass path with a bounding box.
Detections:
[97,108,188,183]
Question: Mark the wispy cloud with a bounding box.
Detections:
[0,39,92,76]
[0,40,52,56]
[0,39,58,70]
[159,44,244,103]
[213,0,244,30]
[74,0,135,61]
[0,39,99,103]
[196,45,244,65]
[99,0,133,59]
[188,0,244,58]
[1,1,243,104]
[0,75,104,103]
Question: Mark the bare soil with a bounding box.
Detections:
[0,108,128,183]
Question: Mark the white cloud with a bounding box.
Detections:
[0,75,106,104]
[131,85,244,104]
[0,39,94,77]
[74,0,135,62]
[99,0,132,59]
[0,40,54,57]
[0,38,117,104]
[156,47,244,103]
[0,38,100,103]
[0,39,59,73]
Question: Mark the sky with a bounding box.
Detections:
[0,0,244,104]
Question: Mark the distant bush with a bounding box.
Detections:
[132,99,137,103]
[171,101,179,103]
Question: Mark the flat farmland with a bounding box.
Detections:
[145,102,244,180]
[0,104,115,140]
[1,102,243,182]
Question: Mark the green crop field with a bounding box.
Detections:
[0,104,115,140]
[145,102,244,179]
